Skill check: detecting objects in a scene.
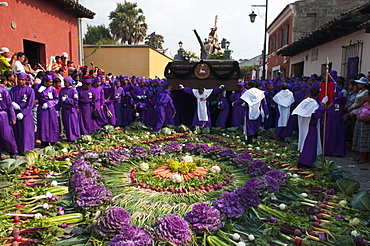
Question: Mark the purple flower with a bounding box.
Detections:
[245,160,271,176]
[149,145,166,156]
[213,192,244,219]
[244,178,267,193]
[108,225,152,246]
[70,172,98,193]
[354,235,370,246]
[185,203,223,234]
[235,186,260,208]
[131,146,148,158]
[195,143,211,154]
[164,142,182,153]
[209,145,222,153]
[262,175,280,192]
[183,142,196,152]
[233,153,253,167]
[154,214,193,245]
[264,170,287,186]
[95,207,132,237]
[77,185,112,209]
[219,148,237,158]
[103,149,130,165]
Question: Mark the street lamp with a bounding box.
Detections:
[249,1,268,80]
[178,41,183,48]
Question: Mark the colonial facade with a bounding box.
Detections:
[83,45,172,78]
[266,0,367,79]
[278,2,370,79]
[1,0,94,67]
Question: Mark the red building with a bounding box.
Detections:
[1,0,94,68]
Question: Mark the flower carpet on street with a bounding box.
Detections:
[0,126,369,245]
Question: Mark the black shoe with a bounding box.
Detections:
[297,163,313,169]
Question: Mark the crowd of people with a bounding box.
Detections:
[0,46,370,167]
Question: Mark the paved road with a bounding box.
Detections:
[325,150,370,191]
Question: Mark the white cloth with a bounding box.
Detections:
[192,89,213,122]
[240,88,265,120]
[12,102,20,110]
[273,89,294,127]
[292,97,321,154]
[13,60,25,73]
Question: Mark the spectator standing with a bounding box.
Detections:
[352,90,370,163]
[13,52,25,73]
[0,47,15,75]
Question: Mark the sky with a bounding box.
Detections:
[80,0,296,61]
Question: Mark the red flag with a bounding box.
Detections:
[319,81,335,107]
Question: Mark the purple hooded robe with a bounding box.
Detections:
[59,86,80,141]
[0,86,18,153]
[153,89,176,132]
[77,86,94,135]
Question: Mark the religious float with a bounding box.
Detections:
[165,16,240,91]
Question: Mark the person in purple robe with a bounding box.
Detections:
[215,89,229,128]
[101,78,117,125]
[180,84,223,128]
[229,82,246,127]
[233,81,268,143]
[323,87,347,156]
[153,85,176,132]
[292,86,326,168]
[58,76,80,142]
[119,75,135,93]
[35,74,59,146]
[91,77,107,129]
[121,91,135,127]
[113,79,124,126]
[0,76,17,159]
[131,80,153,123]
[10,72,35,154]
[272,83,295,139]
[143,97,156,127]
[77,79,94,135]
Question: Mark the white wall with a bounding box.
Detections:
[289,29,370,77]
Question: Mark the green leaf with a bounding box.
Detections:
[0,157,27,174]
[335,178,360,195]
[350,191,370,212]
[43,146,56,156]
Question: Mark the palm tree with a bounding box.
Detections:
[83,24,115,44]
[109,1,148,45]
[145,33,164,50]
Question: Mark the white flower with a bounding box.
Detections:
[279,204,287,210]
[170,174,183,183]
[182,155,193,163]
[263,150,268,154]
[248,235,255,241]
[65,158,70,162]
[248,148,253,151]
[45,192,53,198]
[350,218,361,226]
[232,233,241,241]
[42,203,50,209]
[236,242,246,246]
[292,174,299,178]
[255,147,260,150]
[139,163,149,171]
[351,230,359,237]
[34,213,42,219]
[276,153,281,157]
[339,200,348,207]
[236,136,240,139]
[61,148,68,153]
[146,132,150,135]
[50,180,58,187]
[300,193,308,198]
[225,135,229,138]
[210,166,221,173]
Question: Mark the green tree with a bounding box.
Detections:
[145,33,164,49]
[83,24,115,44]
[109,1,148,44]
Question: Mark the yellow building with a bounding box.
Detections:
[83,45,172,78]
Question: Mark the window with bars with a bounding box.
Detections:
[341,40,363,79]
[284,24,289,45]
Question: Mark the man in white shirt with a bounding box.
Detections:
[13,52,25,73]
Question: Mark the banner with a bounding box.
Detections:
[319,81,335,108]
